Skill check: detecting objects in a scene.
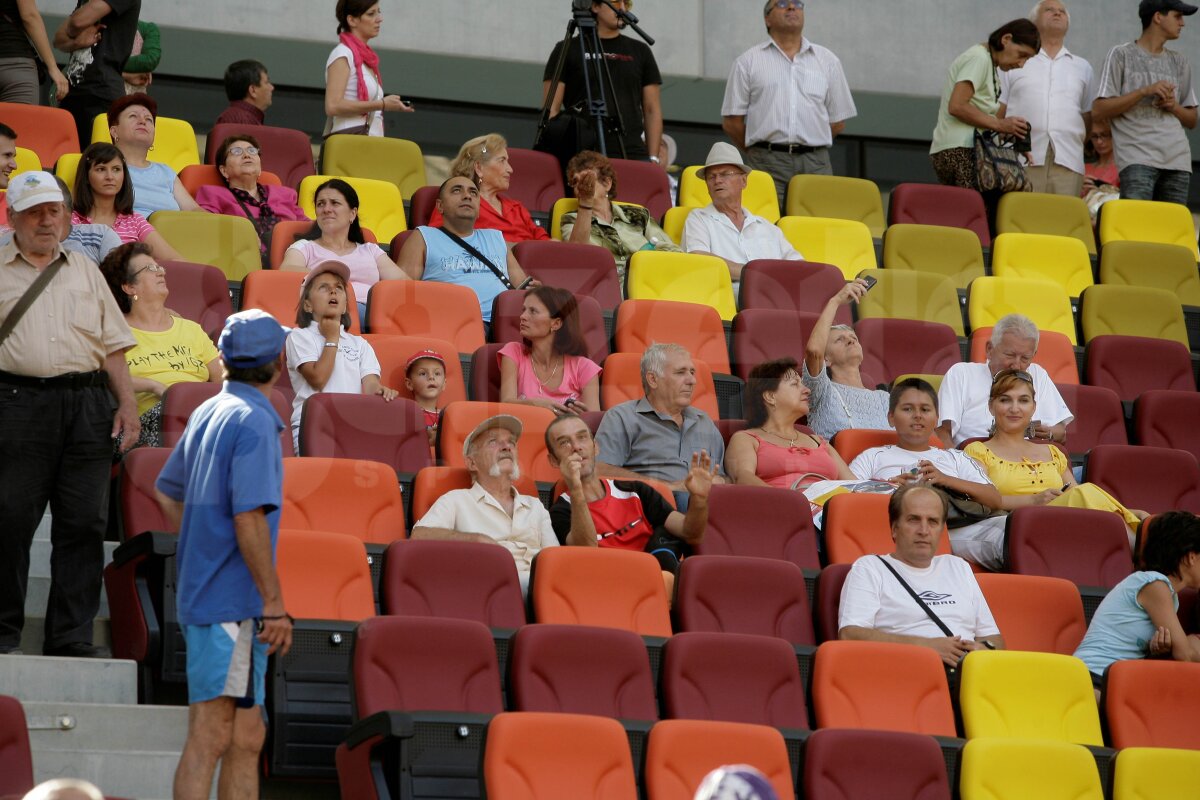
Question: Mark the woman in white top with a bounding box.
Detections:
[324,0,413,137]
[280,178,407,323]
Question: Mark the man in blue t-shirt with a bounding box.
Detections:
[155,309,291,800]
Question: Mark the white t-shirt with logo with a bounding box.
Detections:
[839,553,1000,640]
[848,445,994,485]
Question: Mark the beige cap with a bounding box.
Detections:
[462,414,523,460]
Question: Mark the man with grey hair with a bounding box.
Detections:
[721,0,857,206]
[595,343,726,508]
[936,314,1073,446]
[411,414,557,594]
[999,0,1096,196]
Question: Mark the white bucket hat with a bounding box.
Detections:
[696,142,752,179]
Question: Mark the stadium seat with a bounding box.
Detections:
[241,268,360,332]
[854,268,965,336]
[856,318,962,384]
[437,401,558,482]
[730,308,818,381]
[959,650,1104,744]
[0,101,79,167]
[511,240,624,313]
[1102,660,1200,749]
[1085,444,1200,514]
[1134,389,1200,460]
[968,326,1079,384]
[0,694,33,797]
[280,457,405,546]
[468,342,503,402]
[645,720,795,800]
[268,219,312,269]
[365,281,486,354]
[1079,284,1189,348]
[91,112,200,172]
[320,134,426,199]
[277,528,375,621]
[831,428,943,464]
[161,260,233,342]
[811,640,957,736]
[738,259,852,321]
[297,394,432,478]
[991,232,1095,298]
[609,157,673,220]
[882,222,986,291]
[814,563,850,643]
[409,466,539,524]
[381,538,525,627]
[1099,198,1200,261]
[149,211,262,282]
[53,152,81,196]
[298,174,406,242]
[12,145,40,177]
[614,298,730,373]
[406,184,437,228]
[1085,335,1194,403]
[530,548,671,636]
[674,555,816,645]
[823,493,951,565]
[505,147,566,214]
[996,191,1097,256]
[968,275,1077,344]
[600,352,722,420]
[1057,383,1127,456]
[490,289,609,364]
[776,216,877,280]
[1112,747,1200,800]
[679,165,780,221]
[336,615,503,800]
[206,123,316,189]
[887,182,990,247]
[785,174,886,238]
[179,163,280,197]
[803,727,953,800]
[661,206,697,244]
[959,738,1104,800]
[626,251,737,321]
[482,712,638,800]
[697,484,821,573]
[1098,240,1200,304]
[362,333,468,406]
[161,382,293,455]
[975,573,1086,655]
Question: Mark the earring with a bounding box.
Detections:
[132,294,138,302]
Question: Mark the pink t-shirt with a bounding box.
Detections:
[71,210,153,244]
[497,341,601,403]
[747,432,840,490]
[285,238,387,300]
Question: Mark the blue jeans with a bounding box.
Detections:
[1118,164,1190,204]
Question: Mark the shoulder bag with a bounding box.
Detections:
[437,226,516,291]
[0,257,65,350]
[974,65,1030,193]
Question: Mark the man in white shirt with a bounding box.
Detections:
[936,314,1072,447]
[412,415,558,594]
[999,0,1096,196]
[721,0,857,206]
[682,142,803,285]
[839,485,1005,667]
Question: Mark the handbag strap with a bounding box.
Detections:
[437,226,515,290]
[874,555,955,637]
[0,256,66,350]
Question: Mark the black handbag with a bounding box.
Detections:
[942,487,1007,529]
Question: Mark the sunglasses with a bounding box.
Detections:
[992,369,1033,385]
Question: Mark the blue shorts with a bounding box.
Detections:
[183,619,268,707]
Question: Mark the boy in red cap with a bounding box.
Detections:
[405,349,447,448]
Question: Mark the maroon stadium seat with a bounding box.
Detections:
[814,563,851,643]
[674,555,815,645]
[888,182,990,247]
[511,240,623,313]
[803,728,952,800]
[1085,335,1195,403]
[1086,444,1200,514]
[407,184,438,228]
[381,539,525,628]
[206,123,315,189]
[730,309,818,381]
[1057,383,1128,458]
[739,260,853,322]
[610,157,673,220]
[489,289,609,364]
[856,318,961,385]
[505,147,565,214]
[1135,390,1200,461]
[0,695,33,797]
[468,343,504,402]
[162,260,233,342]
[161,382,294,456]
[696,485,820,573]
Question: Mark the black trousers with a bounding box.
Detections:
[0,380,115,650]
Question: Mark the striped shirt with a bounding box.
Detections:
[722,38,857,148]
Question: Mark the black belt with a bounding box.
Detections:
[752,141,820,154]
[0,369,108,389]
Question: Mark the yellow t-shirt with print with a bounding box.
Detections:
[127,317,219,415]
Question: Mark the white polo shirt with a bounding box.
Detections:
[999,47,1097,174]
[682,204,803,265]
[938,362,1073,445]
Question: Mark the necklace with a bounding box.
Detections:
[532,355,562,388]
[760,426,799,446]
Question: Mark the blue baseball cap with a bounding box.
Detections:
[218,309,287,369]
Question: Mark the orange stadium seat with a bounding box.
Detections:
[530,548,672,637]
[362,333,467,406]
[366,281,486,354]
[0,102,79,168]
[241,269,361,332]
[179,163,280,197]
[968,326,1079,384]
[975,573,1086,655]
[823,493,951,565]
[600,352,721,419]
[645,720,795,800]
[436,401,557,482]
[280,456,405,546]
[1102,660,1200,749]
[276,529,375,621]
[409,465,539,523]
[614,299,731,374]
[831,428,943,464]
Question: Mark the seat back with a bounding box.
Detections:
[1057,383,1128,454]
[483,712,638,800]
[161,260,233,342]
[366,281,486,353]
[1112,747,1200,800]
[1086,444,1200,514]
[280,457,405,546]
[119,447,177,539]
[968,275,1077,344]
[409,466,539,523]
[206,123,316,188]
[960,649,1103,743]
[509,624,657,720]
[824,493,951,565]
[92,112,199,171]
[1135,389,1200,461]
[530,548,671,637]
[1098,240,1200,306]
[362,333,468,406]
[679,165,780,221]
[242,269,361,332]
[407,184,438,228]
[660,631,808,729]
[777,216,877,280]
[991,232,1095,297]
[276,529,375,621]
[490,289,609,364]
[614,299,730,373]
[888,182,990,246]
[12,146,40,177]
[600,352,721,419]
[1088,335,1196,402]
[626,251,737,321]
[854,268,966,335]
[149,211,262,282]
[1099,198,1200,260]
[0,694,33,796]
[968,326,1079,384]
[0,102,78,167]
[298,394,432,475]
[975,573,1086,655]
[831,428,942,464]
[959,738,1104,800]
[505,147,566,213]
[437,401,558,482]
[803,727,952,800]
[786,174,886,237]
[674,555,815,645]
[1080,284,1189,347]
[469,343,504,402]
[381,538,525,627]
[882,222,986,290]
[298,174,407,241]
[855,318,962,384]
[1006,506,1134,588]
[511,240,623,312]
[645,720,795,800]
[1103,660,1200,749]
[661,205,697,243]
[320,134,426,199]
[609,157,673,219]
[997,191,1097,255]
[697,484,820,571]
[730,309,818,381]
[161,382,294,456]
[814,564,851,643]
[738,259,852,320]
[267,219,315,269]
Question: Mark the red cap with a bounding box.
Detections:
[405,349,446,373]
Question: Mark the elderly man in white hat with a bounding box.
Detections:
[411,414,558,594]
[681,142,805,285]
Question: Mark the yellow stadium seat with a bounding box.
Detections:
[855,268,965,335]
[997,191,1097,256]
[991,232,1095,298]
[298,175,406,242]
[785,174,885,238]
[90,113,200,173]
[148,211,262,282]
[679,165,780,222]
[13,146,41,178]
[1079,284,1189,347]
[319,134,427,200]
[882,222,986,290]
[1099,241,1200,306]
[1113,748,1200,800]
[549,198,647,241]
[959,738,1104,800]
[968,276,1077,344]
[959,650,1103,744]
[55,153,81,194]
[777,216,877,280]
[892,373,944,392]
[626,251,736,321]
[662,206,698,244]
[1099,198,1199,261]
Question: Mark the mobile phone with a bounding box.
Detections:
[516,276,534,290]
[1092,178,1110,188]
[859,275,878,291]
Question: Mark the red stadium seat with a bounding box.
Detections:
[674,555,816,645]
[1135,389,1200,460]
[696,485,820,573]
[814,563,851,643]
[381,539,525,627]
[855,318,961,385]
[468,343,504,402]
[206,123,315,188]
[1085,335,1195,403]
[730,309,818,381]
[739,260,853,321]
[609,157,673,220]
[407,184,438,228]
[888,182,990,247]
[511,240,623,313]
[162,260,233,342]
[297,394,432,483]
[505,147,565,213]
[803,728,952,800]
[161,382,294,456]
[0,695,33,797]
[1085,444,1200,514]
[1058,383,1128,458]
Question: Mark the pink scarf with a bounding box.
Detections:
[338,32,381,102]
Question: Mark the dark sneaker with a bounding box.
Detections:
[43,643,112,659]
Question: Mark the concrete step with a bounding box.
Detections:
[19,616,111,655]
[34,748,210,800]
[0,654,135,704]
[23,700,188,752]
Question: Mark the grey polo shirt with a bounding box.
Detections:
[595,397,726,483]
